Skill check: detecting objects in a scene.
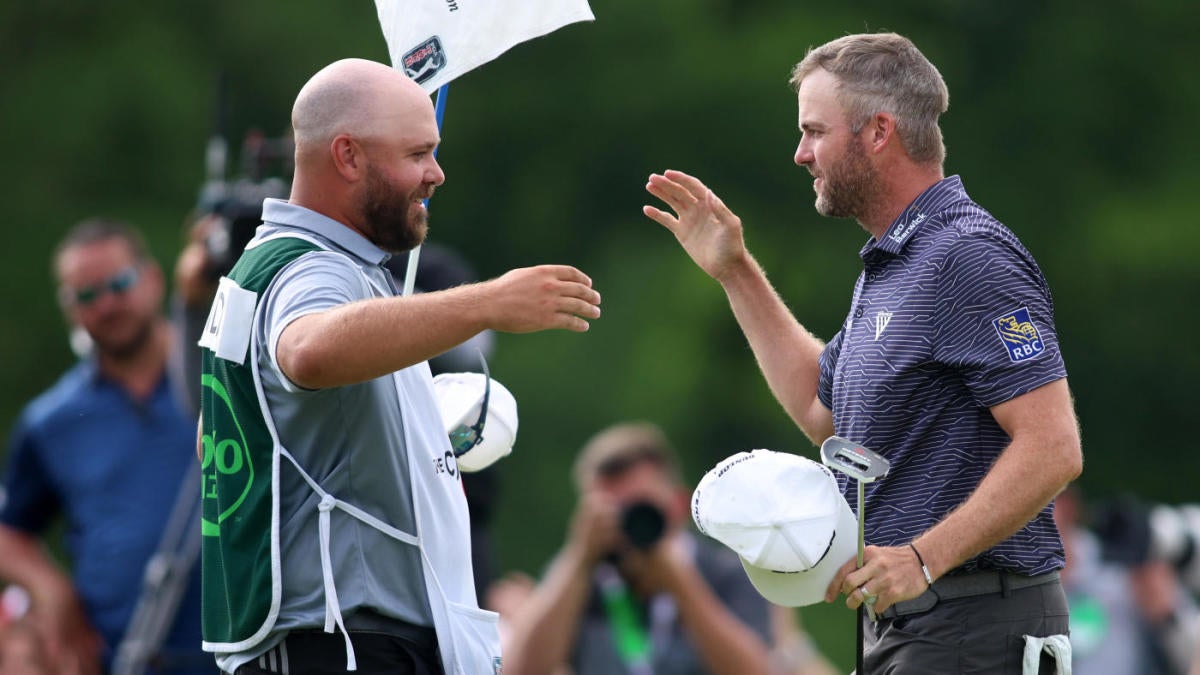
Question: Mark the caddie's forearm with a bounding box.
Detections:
[277,283,490,389]
[719,254,832,445]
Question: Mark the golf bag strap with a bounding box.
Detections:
[881,570,1060,619]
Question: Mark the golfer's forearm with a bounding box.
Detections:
[672,566,770,675]
[913,433,1080,579]
[504,548,592,675]
[277,285,487,389]
[720,255,832,445]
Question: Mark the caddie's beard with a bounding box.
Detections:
[814,135,881,220]
[361,165,430,254]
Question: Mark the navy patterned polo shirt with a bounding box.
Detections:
[817,175,1067,576]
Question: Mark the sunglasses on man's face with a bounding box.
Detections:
[449,355,490,457]
[64,266,141,307]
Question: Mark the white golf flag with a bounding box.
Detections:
[375,0,594,93]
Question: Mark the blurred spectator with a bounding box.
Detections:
[0,219,213,674]
[503,422,773,675]
[0,618,50,675]
[1055,485,1200,673]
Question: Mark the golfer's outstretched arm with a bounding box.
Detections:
[645,170,832,444]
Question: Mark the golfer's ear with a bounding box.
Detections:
[867,112,896,154]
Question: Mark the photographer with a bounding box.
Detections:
[1055,486,1200,674]
[503,422,772,675]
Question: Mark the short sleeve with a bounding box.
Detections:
[931,232,1066,408]
[258,251,374,392]
[817,328,845,410]
[0,420,61,534]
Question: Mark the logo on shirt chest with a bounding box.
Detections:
[992,307,1045,362]
[873,310,893,340]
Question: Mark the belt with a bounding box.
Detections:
[881,570,1060,619]
[291,609,437,649]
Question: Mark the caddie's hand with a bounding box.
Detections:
[643,170,748,282]
[826,544,931,616]
[484,265,601,334]
[567,491,622,565]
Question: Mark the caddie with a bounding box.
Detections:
[197,58,601,675]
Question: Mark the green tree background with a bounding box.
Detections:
[2,1,1196,669]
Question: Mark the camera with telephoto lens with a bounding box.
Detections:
[195,131,293,281]
[620,500,666,550]
[1092,495,1200,593]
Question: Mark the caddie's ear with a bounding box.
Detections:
[866,111,897,155]
[329,133,367,182]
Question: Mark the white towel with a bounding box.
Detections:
[1023,634,1072,675]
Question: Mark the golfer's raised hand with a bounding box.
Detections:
[644,170,747,282]
[484,265,601,334]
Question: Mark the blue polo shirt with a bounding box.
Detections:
[817,176,1067,576]
[1,359,211,673]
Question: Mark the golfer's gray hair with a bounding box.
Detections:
[791,33,949,166]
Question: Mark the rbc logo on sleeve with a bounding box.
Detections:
[992,307,1045,362]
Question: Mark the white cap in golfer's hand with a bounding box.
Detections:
[692,449,857,607]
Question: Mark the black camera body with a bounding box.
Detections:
[196,131,293,280]
[1094,496,1200,593]
[200,178,288,281]
[620,500,667,551]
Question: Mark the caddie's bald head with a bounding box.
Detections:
[292,58,431,156]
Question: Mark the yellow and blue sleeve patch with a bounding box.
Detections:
[992,307,1045,363]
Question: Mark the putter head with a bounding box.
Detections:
[820,436,890,483]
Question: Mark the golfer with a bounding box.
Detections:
[644,33,1081,673]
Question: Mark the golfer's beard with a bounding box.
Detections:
[814,140,879,220]
[362,174,430,254]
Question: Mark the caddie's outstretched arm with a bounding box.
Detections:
[644,170,833,444]
[277,265,601,390]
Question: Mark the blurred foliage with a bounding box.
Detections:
[1,0,1197,669]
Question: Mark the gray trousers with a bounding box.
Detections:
[863,580,1069,674]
